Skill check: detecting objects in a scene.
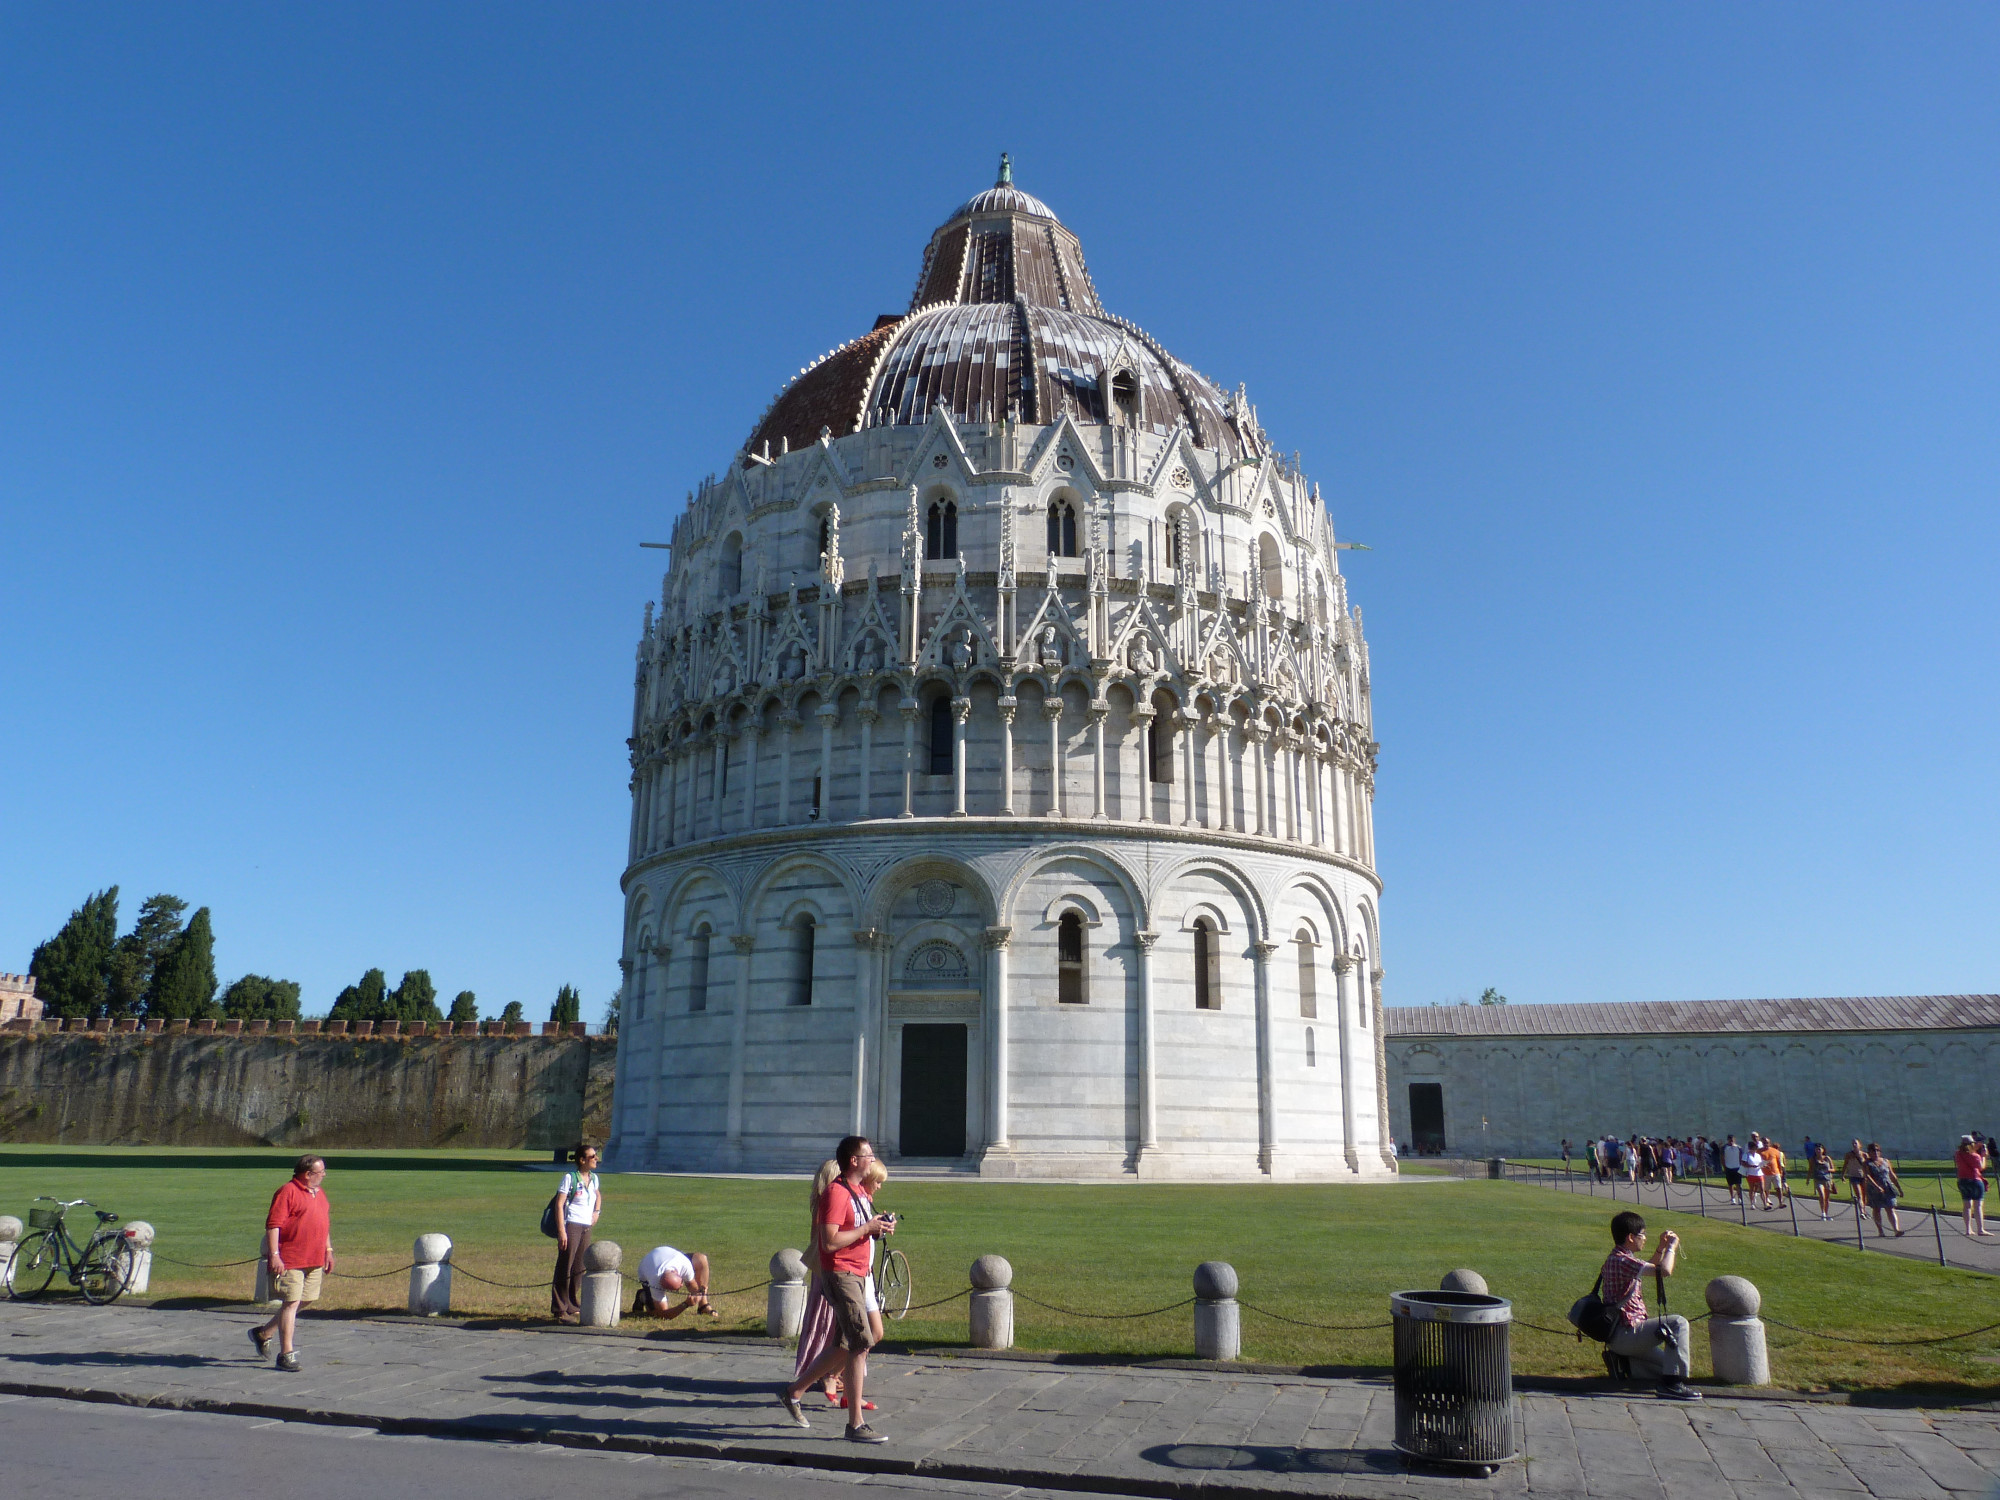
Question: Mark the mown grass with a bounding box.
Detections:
[3,1145,1996,1396]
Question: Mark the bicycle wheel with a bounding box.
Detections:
[878,1249,912,1320]
[6,1232,61,1301]
[79,1240,136,1305]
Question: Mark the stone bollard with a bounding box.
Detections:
[122,1221,155,1294]
[579,1240,622,1327]
[969,1254,1014,1350]
[1705,1276,1769,1386]
[1440,1268,1489,1296]
[767,1248,807,1338]
[254,1239,277,1304]
[0,1215,20,1289]
[410,1233,453,1316]
[1193,1261,1240,1361]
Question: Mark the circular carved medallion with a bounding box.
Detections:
[1056,453,1074,471]
[1171,466,1191,488]
[932,452,949,468]
[916,879,955,916]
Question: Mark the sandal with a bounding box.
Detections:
[823,1394,876,1410]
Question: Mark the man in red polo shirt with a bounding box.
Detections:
[250,1155,335,1372]
[776,1135,895,1443]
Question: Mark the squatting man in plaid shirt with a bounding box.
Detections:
[1599,1210,1703,1401]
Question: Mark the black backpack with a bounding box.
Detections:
[539,1179,582,1239]
[1569,1261,1666,1343]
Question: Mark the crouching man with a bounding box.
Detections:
[632,1244,718,1318]
[1599,1210,1702,1401]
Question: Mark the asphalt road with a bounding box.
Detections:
[0,1393,1118,1500]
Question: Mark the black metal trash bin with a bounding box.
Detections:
[1390,1290,1517,1472]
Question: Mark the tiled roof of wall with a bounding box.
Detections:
[1385,995,2000,1038]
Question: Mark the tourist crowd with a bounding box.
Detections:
[1558,1131,1996,1238]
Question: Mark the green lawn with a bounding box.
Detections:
[4,1146,1995,1397]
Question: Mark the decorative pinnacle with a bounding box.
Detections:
[997,152,1012,187]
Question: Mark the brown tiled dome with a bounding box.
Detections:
[745,159,1253,463]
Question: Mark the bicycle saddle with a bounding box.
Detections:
[95,1211,119,1224]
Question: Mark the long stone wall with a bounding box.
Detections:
[0,1030,617,1149]
[1384,1027,2000,1159]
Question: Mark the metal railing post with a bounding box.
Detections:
[1934,1208,1946,1267]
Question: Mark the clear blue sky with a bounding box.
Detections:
[4,6,1996,1021]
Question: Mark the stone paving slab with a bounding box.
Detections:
[1,1302,1997,1499]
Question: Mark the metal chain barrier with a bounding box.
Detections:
[898,1286,972,1314]
[328,1262,416,1280]
[446,1264,549,1289]
[1013,1290,1196,1320]
[1236,1300,1391,1331]
[149,1253,263,1269]
[1760,1317,2000,1347]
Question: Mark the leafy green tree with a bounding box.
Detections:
[499,1000,524,1026]
[220,974,303,1021]
[146,907,218,1020]
[1479,988,1508,1007]
[390,969,442,1024]
[108,894,189,1016]
[448,990,479,1024]
[329,968,389,1022]
[604,986,621,1035]
[550,984,581,1025]
[29,887,120,1019]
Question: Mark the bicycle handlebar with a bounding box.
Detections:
[33,1196,93,1208]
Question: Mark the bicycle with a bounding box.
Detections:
[874,1244,912,1320]
[5,1198,139,1305]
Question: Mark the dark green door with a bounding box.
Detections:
[899,1024,967,1157]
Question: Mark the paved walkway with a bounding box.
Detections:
[3,1302,1998,1498]
[1501,1168,2000,1277]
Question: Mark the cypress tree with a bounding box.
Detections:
[499,1000,524,1026]
[550,984,581,1025]
[146,907,218,1020]
[447,990,479,1024]
[329,968,389,1022]
[28,887,120,1018]
[390,969,441,1023]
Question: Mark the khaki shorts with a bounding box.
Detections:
[274,1267,324,1304]
[823,1271,876,1352]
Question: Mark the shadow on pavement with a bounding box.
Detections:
[1142,1443,1402,1476]
[10,1351,223,1369]
[485,1369,761,1403]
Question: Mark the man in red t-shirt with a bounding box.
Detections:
[777,1135,895,1443]
[250,1155,335,1372]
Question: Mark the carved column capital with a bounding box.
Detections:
[981,925,1012,951]
[856,706,880,726]
[952,696,972,722]
[1133,930,1159,951]
[618,958,634,977]
[1042,699,1064,721]
[899,702,922,723]
[730,933,756,953]
[852,927,893,952]
[651,943,672,963]
[1333,953,1356,975]
[1251,940,1280,960]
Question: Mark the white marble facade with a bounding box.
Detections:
[610,165,1391,1178]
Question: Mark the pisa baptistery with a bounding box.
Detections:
[610,161,1391,1179]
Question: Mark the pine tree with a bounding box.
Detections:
[220,975,303,1021]
[108,895,189,1016]
[146,907,218,1020]
[550,984,582,1025]
[29,887,120,1018]
[499,1000,525,1026]
[604,986,621,1035]
[329,968,389,1022]
[390,969,441,1023]
[448,990,479,1024]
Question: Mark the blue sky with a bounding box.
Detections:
[3,5,1995,1021]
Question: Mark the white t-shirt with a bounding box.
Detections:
[637,1245,694,1296]
[1722,1143,1742,1171]
[557,1171,600,1225]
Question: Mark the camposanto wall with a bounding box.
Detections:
[1384,1028,2000,1159]
[0,1031,617,1149]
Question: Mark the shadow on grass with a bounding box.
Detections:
[0,1151,543,1174]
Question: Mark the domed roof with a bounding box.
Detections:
[746,159,1256,462]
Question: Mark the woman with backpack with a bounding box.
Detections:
[549,1142,603,1323]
